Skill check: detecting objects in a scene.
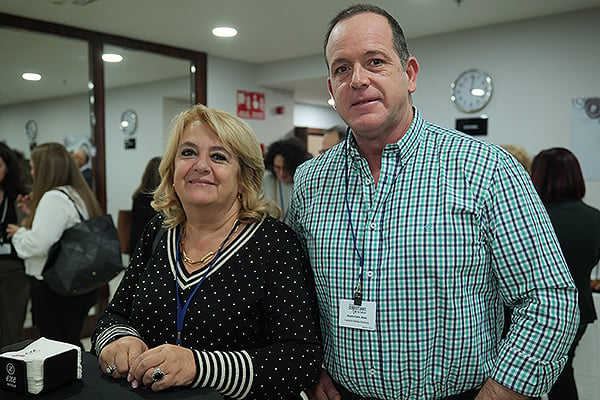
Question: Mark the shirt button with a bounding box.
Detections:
[364,178,372,185]
[366,270,373,278]
[369,368,376,376]
[369,222,376,230]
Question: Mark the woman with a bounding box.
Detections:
[91,104,322,399]
[0,143,30,347]
[531,147,600,400]
[7,142,102,348]
[129,156,161,254]
[263,138,311,223]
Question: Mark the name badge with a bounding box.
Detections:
[0,243,12,255]
[338,299,376,331]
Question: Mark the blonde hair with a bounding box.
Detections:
[23,142,102,228]
[500,144,532,174]
[153,104,279,228]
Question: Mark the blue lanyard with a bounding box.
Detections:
[278,179,288,222]
[174,220,240,345]
[344,128,366,306]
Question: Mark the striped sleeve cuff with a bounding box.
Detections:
[94,324,142,355]
[190,349,254,399]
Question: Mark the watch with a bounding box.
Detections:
[451,69,493,113]
[119,109,138,135]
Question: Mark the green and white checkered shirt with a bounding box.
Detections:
[289,109,579,399]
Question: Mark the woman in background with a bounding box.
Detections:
[531,147,600,400]
[129,156,161,254]
[7,142,103,348]
[262,137,311,223]
[0,142,30,347]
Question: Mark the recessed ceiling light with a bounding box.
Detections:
[102,53,123,63]
[22,72,42,81]
[212,27,238,38]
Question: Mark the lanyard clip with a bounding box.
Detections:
[353,282,363,306]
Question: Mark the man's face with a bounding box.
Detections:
[326,12,418,141]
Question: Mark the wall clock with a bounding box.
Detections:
[25,119,38,148]
[451,69,493,113]
[119,109,138,135]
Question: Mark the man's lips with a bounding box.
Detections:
[351,97,378,107]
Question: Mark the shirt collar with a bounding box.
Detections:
[346,107,425,164]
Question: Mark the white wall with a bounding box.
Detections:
[293,103,344,129]
[257,7,600,209]
[2,7,599,212]
[207,55,295,147]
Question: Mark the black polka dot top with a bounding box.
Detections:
[92,216,323,399]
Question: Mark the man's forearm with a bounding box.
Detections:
[475,378,529,400]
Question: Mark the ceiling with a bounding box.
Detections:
[2,0,600,107]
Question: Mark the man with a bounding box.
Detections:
[320,125,345,154]
[72,148,93,188]
[289,4,578,400]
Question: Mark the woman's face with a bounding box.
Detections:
[273,154,293,184]
[0,157,6,185]
[173,120,241,214]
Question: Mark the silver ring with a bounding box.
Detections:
[152,366,165,382]
[105,364,117,374]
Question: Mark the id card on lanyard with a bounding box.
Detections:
[337,128,377,331]
[0,199,12,254]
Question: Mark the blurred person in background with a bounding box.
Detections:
[0,142,30,347]
[263,137,311,223]
[7,143,102,348]
[129,156,162,254]
[531,147,600,400]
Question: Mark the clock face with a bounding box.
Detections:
[451,69,493,113]
[119,109,138,135]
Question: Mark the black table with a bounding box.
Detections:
[1,352,223,400]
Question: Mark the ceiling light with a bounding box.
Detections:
[212,27,238,38]
[22,72,42,81]
[102,53,123,63]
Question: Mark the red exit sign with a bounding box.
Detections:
[237,90,265,120]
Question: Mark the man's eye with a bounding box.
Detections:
[334,66,349,75]
[371,59,383,67]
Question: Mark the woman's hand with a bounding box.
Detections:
[98,336,148,379]
[5,224,19,239]
[306,369,341,400]
[16,193,32,215]
[128,344,197,391]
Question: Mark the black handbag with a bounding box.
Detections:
[42,189,124,296]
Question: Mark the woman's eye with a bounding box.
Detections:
[211,153,227,162]
[181,148,196,157]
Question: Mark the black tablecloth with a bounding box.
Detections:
[1,352,223,400]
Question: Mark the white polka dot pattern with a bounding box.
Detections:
[92,216,323,399]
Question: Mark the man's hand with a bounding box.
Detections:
[306,369,341,400]
[476,378,530,400]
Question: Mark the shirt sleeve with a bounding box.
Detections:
[91,216,163,354]
[11,191,76,273]
[485,154,580,396]
[189,230,323,399]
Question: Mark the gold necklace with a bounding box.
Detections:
[180,220,239,266]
